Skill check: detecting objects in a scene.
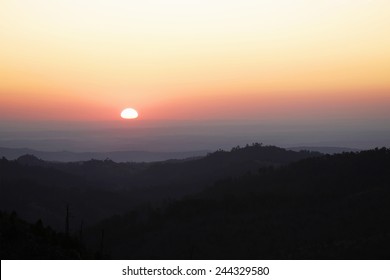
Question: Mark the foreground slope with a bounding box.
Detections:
[85,148,390,259]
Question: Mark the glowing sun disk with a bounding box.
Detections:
[121,108,138,119]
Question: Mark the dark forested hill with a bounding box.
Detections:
[0,211,86,259]
[0,144,319,231]
[2,145,389,259]
[48,143,320,190]
[84,148,390,259]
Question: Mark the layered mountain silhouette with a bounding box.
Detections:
[0,147,208,162]
[0,146,356,162]
[1,144,389,259]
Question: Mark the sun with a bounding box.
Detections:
[121,108,139,119]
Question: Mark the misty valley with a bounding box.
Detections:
[1,144,390,259]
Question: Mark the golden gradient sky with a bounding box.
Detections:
[1,0,390,121]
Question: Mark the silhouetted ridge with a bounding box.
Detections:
[206,147,390,197]
[16,154,46,166]
[0,147,209,162]
[207,143,321,163]
[128,144,322,191]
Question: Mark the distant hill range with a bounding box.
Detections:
[0,147,208,162]
[0,146,359,163]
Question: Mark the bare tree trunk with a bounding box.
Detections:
[65,204,70,237]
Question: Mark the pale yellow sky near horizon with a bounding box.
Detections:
[1,0,390,121]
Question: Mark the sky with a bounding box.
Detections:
[1,0,390,151]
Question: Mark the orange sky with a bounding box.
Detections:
[1,0,390,122]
